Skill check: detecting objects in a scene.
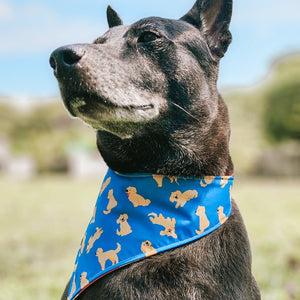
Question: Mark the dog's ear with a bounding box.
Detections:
[180,0,232,59]
[107,5,123,28]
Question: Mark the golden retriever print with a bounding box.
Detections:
[152,175,178,187]
[200,176,215,187]
[217,206,228,224]
[100,177,111,194]
[141,240,157,257]
[195,206,210,235]
[220,177,230,188]
[148,213,177,238]
[90,206,96,223]
[96,243,121,271]
[73,262,78,272]
[79,233,86,256]
[80,272,90,289]
[116,213,132,236]
[169,190,198,208]
[103,189,118,214]
[86,227,103,254]
[67,275,76,300]
[126,186,151,207]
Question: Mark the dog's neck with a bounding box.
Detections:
[67,168,233,300]
[97,95,233,177]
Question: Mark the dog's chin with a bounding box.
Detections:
[63,95,160,138]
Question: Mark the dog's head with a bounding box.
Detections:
[195,206,205,216]
[125,186,137,196]
[117,214,128,223]
[50,0,232,139]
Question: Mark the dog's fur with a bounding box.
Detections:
[50,0,261,298]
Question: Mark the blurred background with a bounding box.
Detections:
[0,0,299,299]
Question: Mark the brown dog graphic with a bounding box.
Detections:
[126,186,151,207]
[80,272,90,289]
[67,275,76,300]
[103,189,118,214]
[217,206,228,224]
[200,176,215,187]
[152,175,178,187]
[195,206,210,235]
[100,177,111,194]
[220,177,230,188]
[96,243,121,271]
[86,227,103,254]
[90,206,96,223]
[148,213,177,238]
[116,213,132,236]
[90,206,97,224]
[141,240,157,257]
[79,233,86,256]
[169,190,198,208]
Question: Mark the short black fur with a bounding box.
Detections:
[50,0,261,299]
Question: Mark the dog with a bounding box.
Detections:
[195,206,210,235]
[217,206,228,224]
[100,177,111,194]
[116,213,132,236]
[200,176,215,187]
[169,189,198,208]
[141,240,157,257]
[125,186,151,207]
[152,174,178,187]
[86,227,103,254]
[80,272,90,289]
[96,243,121,271]
[148,213,177,238]
[50,0,261,298]
[103,189,117,214]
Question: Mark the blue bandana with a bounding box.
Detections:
[67,169,233,300]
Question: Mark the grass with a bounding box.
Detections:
[0,174,299,300]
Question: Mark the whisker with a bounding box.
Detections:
[170,102,199,122]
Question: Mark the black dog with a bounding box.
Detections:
[50,0,261,299]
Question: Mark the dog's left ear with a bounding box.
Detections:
[107,5,123,28]
[180,0,232,59]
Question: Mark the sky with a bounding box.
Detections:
[0,0,300,98]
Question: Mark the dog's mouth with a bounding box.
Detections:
[71,98,154,114]
[65,93,156,126]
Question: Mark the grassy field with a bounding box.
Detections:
[0,174,299,300]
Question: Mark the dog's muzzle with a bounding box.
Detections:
[49,45,86,78]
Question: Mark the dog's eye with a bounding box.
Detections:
[138,31,160,43]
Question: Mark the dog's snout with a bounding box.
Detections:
[50,45,86,77]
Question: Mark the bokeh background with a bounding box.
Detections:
[0,0,299,299]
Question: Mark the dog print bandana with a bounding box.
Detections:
[67,169,234,299]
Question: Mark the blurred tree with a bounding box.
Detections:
[264,81,300,142]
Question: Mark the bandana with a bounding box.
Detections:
[67,168,233,300]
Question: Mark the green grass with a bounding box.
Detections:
[0,175,299,300]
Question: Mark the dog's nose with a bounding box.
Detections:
[50,45,85,77]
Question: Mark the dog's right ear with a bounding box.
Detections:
[180,0,232,59]
[107,5,123,28]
